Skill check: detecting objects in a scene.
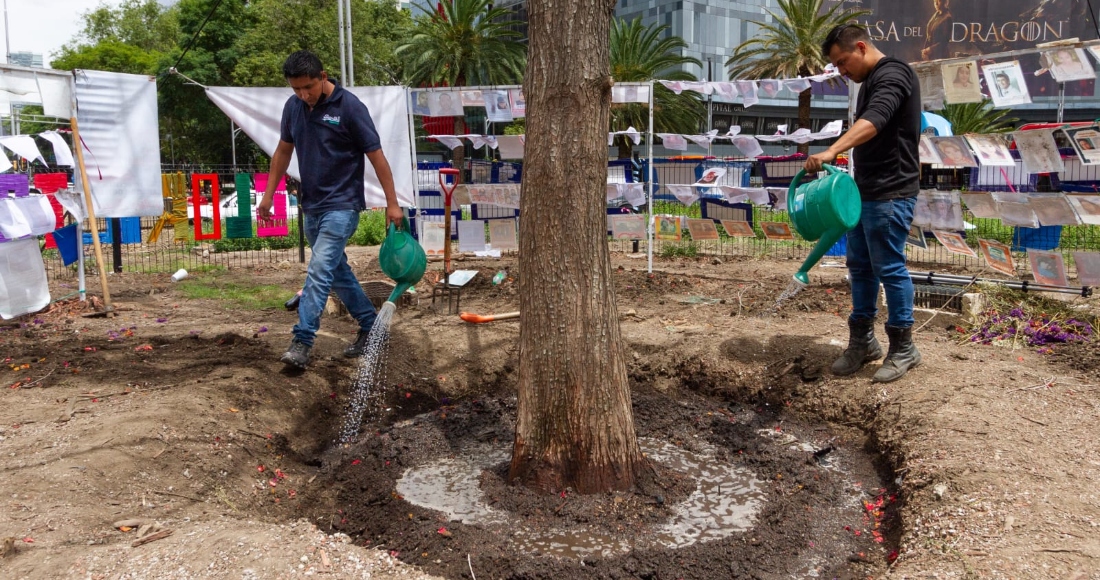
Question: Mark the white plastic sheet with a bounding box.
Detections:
[39,131,75,167]
[0,238,50,319]
[206,85,416,207]
[0,135,47,166]
[74,70,164,217]
[0,66,72,118]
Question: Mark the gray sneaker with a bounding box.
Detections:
[280,339,311,368]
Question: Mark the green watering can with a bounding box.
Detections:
[378,217,426,304]
[787,164,861,286]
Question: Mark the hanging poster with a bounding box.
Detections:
[410,91,431,116]
[1028,192,1081,226]
[420,221,447,256]
[720,220,755,238]
[906,225,928,249]
[914,63,945,110]
[1027,250,1068,287]
[941,61,983,104]
[694,167,727,187]
[960,192,999,219]
[686,219,720,241]
[1062,126,1100,165]
[926,190,965,231]
[483,90,513,122]
[932,230,977,257]
[428,92,464,117]
[918,135,942,165]
[612,84,650,104]
[508,89,526,118]
[660,134,688,151]
[488,219,518,251]
[654,215,681,241]
[760,222,794,240]
[982,61,1032,107]
[460,90,484,107]
[978,239,1017,276]
[1072,251,1100,286]
[1042,47,1096,82]
[1065,194,1100,225]
[457,220,487,253]
[609,215,646,239]
[1012,130,1065,174]
[930,136,977,167]
[965,134,1014,167]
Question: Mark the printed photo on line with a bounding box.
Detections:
[1063,127,1100,165]
[931,136,977,167]
[978,238,1016,277]
[720,220,756,238]
[760,221,794,240]
[932,230,977,257]
[654,215,682,241]
[1043,47,1096,82]
[686,219,719,241]
[1028,250,1068,287]
[981,61,1031,108]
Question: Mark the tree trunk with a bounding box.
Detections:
[509,0,644,495]
[452,116,465,184]
[616,136,632,160]
[796,86,814,154]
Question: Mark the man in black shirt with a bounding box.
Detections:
[804,24,921,383]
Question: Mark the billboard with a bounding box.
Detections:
[824,0,1100,97]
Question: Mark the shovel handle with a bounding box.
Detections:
[460,311,520,324]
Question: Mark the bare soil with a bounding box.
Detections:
[1,247,1098,579]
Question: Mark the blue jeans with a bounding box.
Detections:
[293,210,376,347]
[846,197,916,328]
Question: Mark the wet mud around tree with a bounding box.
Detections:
[2,249,1097,578]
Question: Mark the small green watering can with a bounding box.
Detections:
[378,217,426,304]
[787,164,861,286]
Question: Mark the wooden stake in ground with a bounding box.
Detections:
[70,117,113,313]
[509,0,645,494]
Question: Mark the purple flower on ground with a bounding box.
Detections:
[156,318,167,323]
[258,327,268,333]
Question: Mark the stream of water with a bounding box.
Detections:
[337,301,397,445]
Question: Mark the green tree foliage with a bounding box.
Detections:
[50,0,179,74]
[937,100,1019,135]
[609,17,703,158]
[396,0,526,87]
[233,0,411,87]
[725,0,869,152]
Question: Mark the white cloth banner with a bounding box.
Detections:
[782,78,812,93]
[735,81,758,107]
[0,66,72,118]
[659,80,684,94]
[710,82,738,100]
[75,70,163,217]
[0,195,56,238]
[658,133,687,151]
[206,85,415,207]
[0,135,47,166]
[668,185,699,206]
[497,135,525,159]
[429,135,463,150]
[731,136,763,159]
[0,238,50,320]
[0,150,10,174]
[39,130,75,167]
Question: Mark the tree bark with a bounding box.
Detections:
[509,0,644,494]
[797,66,812,156]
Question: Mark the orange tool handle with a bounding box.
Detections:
[459,311,521,323]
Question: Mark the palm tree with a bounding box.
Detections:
[610,17,704,159]
[725,0,869,153]
[937,100,1018,135]
[396,0,527,179]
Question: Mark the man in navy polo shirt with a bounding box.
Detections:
[259,50,404,369]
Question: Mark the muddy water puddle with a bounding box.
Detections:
[396,437,766,559]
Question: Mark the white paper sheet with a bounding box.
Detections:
[39,130,75,167]
[0,238,50,319]
[457,220,487,253]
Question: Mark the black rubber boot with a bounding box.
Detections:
[831,317,884,376]
[343,329,370,358]
[873,325,921,383]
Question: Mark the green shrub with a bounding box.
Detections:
[660,241,699,258]
[349,210,386,246]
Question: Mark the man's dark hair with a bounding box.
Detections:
[283,50,324,79]
[821,23,870,57]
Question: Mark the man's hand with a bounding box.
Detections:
[803,151,838,173]
[386,203,405,229]
[257,196,274,220]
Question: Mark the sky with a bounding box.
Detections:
[3,0,117,68]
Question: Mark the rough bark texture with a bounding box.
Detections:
[509,0,644,494]
[797,66,812,156]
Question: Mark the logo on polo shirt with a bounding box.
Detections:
[322,114,341,126]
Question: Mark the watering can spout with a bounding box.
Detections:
[786,164,861,285]
[794,228,845,286]
[387,282,412,304]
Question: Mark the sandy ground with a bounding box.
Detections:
[1,245,1098,579]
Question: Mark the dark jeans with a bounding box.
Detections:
[846,197,916,328]
[292,210,376,347]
